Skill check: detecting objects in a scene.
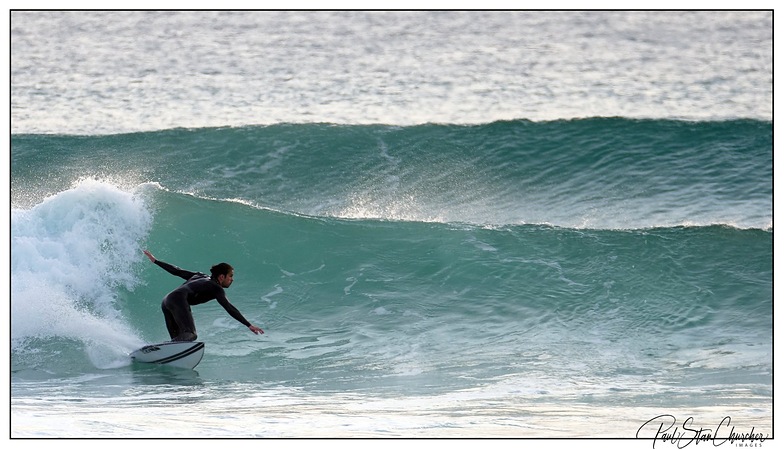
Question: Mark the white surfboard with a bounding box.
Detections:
[130,341,205,370]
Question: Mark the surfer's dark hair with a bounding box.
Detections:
[210,262,233,277]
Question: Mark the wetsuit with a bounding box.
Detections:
[153,260,252,341]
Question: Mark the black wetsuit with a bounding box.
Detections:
[154,260,251,341]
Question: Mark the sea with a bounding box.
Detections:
[8,10,773,444]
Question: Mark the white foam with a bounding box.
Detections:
[11,178,152,358]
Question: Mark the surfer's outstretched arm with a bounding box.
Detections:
[143,249,199,280]
[215,294,265,335]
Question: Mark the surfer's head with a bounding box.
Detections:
[211,262,234,288]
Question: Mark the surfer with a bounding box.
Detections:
[143,249,264,341]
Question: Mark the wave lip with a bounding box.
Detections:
[11,119,772,231]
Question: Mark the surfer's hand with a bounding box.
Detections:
[143,249,156,263]
[248,325,264,335]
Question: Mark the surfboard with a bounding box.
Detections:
[130,341,205,370]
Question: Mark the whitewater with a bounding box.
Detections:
[9,10,772,444]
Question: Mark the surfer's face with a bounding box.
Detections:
[218,269,234,288]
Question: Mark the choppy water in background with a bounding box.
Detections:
[11,10,771,134]
[10,10,772,439]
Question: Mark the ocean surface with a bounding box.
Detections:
[9,11,772,441]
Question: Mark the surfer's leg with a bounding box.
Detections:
[161,300,180,340]
[166,297,198,342]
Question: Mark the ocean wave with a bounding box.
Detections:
[11,118,772,230]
